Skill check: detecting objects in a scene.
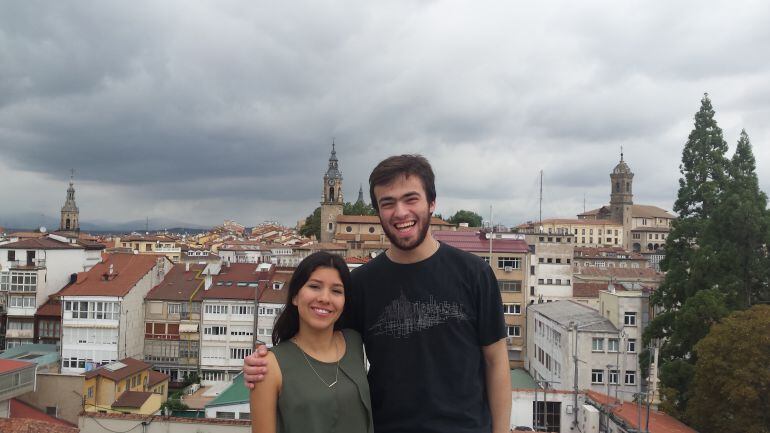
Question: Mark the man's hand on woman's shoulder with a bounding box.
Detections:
[243,344,269,389]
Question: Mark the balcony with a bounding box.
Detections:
[6,307,36,317]
[5,329,34,339]
[145,333,180,340]
[9,259,46,269]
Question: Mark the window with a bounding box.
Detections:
[538,257,544,263]
[205,305,228,315]
[230,348,251,359]
[232,305,255,315]
[498,280,522,292]
[507,325,521,337]
[608,338,619,352]
[624,312,637,326]
[8,251,15,261]
[497,257,520,270]
[216,412,236,419]
[345,226,352,232]
[627,338,636,353]
[592,338,604,352]
[625,370,636,385]
[503,304,521,315]
[203,326,227,336]
[87,387,93,398]
[9,296,35,308]
[591,369,604,384]
[608,370,619,384]
[167,303,181,315]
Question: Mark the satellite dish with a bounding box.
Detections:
[370,251,377,258]
[40,226,47,233]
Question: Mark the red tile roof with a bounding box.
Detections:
[10,399,78,428]
[112,391,153,409]
[59,253,165,297]
[204,263,266,300]
[0,237,83,250]
[147,370,169,387]
[345,257,371,264]
[572,282,624,298]
[0,418,79,433]
[309,242,348,251]
[574,246,645,260]
[145,263,206,301]
[0,358,34,374]
[84,357,149,382]
[335,215,452,226]
[586,391,696,433]
[433,231,529,253]
[35,297,61,317]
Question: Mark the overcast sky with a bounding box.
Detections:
[2,1,770,229]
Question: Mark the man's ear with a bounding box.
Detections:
[429,201,436,214]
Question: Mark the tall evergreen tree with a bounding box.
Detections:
[646,93,731,413]
[703,130,770,308]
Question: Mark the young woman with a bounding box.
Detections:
[250,252,372,433]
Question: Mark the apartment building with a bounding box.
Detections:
[199,262,272,384]
[59,253,172,373]
[526,301,640,402]
[524,233,575,302]
[432,230,530,367]
[516,219,624,248]
[143,263,205,384]
[0,234,103,349]
[218,242,267,264]
[83,357,168,415]
[256,267,292,346]
[114,235,182,262]
[573,247,648,270]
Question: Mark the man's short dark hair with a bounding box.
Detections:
[369,154,436,212]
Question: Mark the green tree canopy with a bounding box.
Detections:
[646,94,770,416]
[344,201,376,216]
[686,305,770,433]
[299,207,321,239]
[447,210,483,227]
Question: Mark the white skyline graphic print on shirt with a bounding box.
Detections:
[369,291,468,338]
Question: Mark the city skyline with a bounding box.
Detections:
[2,1,769,228]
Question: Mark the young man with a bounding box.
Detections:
[244,155,511,433]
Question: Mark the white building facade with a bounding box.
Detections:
[526,301,640,402]
[59,254,171,373]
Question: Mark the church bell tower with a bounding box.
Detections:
[60,170,80,233]
[320,142,344,243]
[610,151,634,248]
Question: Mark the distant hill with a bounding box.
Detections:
[0,212,210,234]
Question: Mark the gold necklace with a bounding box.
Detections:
[293,335,340,388]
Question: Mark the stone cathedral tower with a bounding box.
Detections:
[60,170,80,233]
[320,142,344,242]
[610,152,634,243]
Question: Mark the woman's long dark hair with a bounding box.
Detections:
[271,251,352,345]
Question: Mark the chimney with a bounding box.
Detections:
[204,274,212,290]
[185,262,190,272]
[109,264,114,275]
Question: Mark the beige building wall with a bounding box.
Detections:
[120,259,172,361]
[474,251,529,368]
[19,373,84,425]
[535,221,623,248]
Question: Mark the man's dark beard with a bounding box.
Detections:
[381,212,432,251]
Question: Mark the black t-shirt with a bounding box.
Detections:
[348,242,506,433]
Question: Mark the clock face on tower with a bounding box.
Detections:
[328,179,335,186]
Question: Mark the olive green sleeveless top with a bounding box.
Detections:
[271,329,373,433]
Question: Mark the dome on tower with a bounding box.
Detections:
[612,152,632,175]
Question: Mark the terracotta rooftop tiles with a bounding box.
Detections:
[36,297,61,317]
[112,391,153,408]
[10,399,78,429]
[0,237,83,250]
[59,253,166,297]
[572,282,624,298]
[433,231,529,253]
[0,418,79,433]
[146,263,205,301]
[84,357,149,382]
[586,391,696,433]
[147,370,169,387]
[0,358,35,374]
